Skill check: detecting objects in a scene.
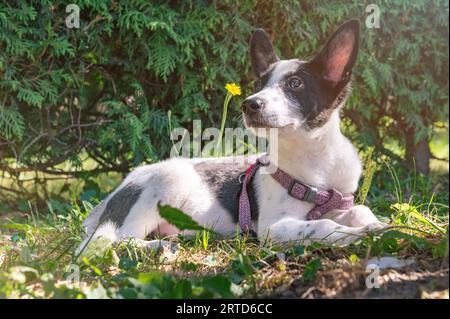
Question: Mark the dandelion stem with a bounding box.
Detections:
[216,92,232,155]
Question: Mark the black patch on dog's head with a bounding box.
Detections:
[281,63,352,130]
[248,20,360,130]
[310,20,360,85]
[250,29,279,78]
[289,20,359,129]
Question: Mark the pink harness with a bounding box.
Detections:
[238,156,355,232]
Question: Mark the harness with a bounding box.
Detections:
[238,155,355,232]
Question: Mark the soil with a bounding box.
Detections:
[271,265,449,299]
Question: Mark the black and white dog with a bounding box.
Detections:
[78,20,385,253]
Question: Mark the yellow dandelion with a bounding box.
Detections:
[225,83,241,96]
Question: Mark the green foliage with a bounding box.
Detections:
[158,203,210,232]
[0,1,447,206]
[0,8,448,301]
[302,258,321,282]
[357,147,377,205]
[341,0,448,157]
[0,163,448,298]
[367,157,449,220]
[0,105,25,140]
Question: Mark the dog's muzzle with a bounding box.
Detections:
[242,97,264,114]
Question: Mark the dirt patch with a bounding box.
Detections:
[272,264,449,299]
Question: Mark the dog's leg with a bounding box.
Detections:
[76,222,178,257]
[120,238,179,254]
[262,217,380,245]
[322,205,387,228]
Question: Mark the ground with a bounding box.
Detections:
[0,158,448,299]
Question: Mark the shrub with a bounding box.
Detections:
[0,0,448,205]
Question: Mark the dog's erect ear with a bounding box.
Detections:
[250,29,279,77]
[311,20,360,84]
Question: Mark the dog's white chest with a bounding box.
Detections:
[254,173,315,232]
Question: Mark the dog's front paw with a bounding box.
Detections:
[120,238,179,255]
[145,239,179,254]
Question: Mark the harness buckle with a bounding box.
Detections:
[288,180,318,203]
[304,185,318,203]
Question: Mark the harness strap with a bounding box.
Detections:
[238,156,354,232]
[238,157,269,232]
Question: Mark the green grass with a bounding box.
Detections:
[0,151,449,298]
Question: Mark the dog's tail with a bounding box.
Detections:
[81,201,107,234]
[76,200,118,257]
[75,220,118,257]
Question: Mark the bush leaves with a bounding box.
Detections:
[158,203,208,232]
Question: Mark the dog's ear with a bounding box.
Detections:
[311,20,360,84]
[250,29,279,77]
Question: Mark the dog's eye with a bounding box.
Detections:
[254,79,262,91]
[287,77,303,89]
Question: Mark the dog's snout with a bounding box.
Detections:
[242,98,264,113]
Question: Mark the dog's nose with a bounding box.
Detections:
[242,98,264,113]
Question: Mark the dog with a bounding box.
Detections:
[77,19,385,254]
